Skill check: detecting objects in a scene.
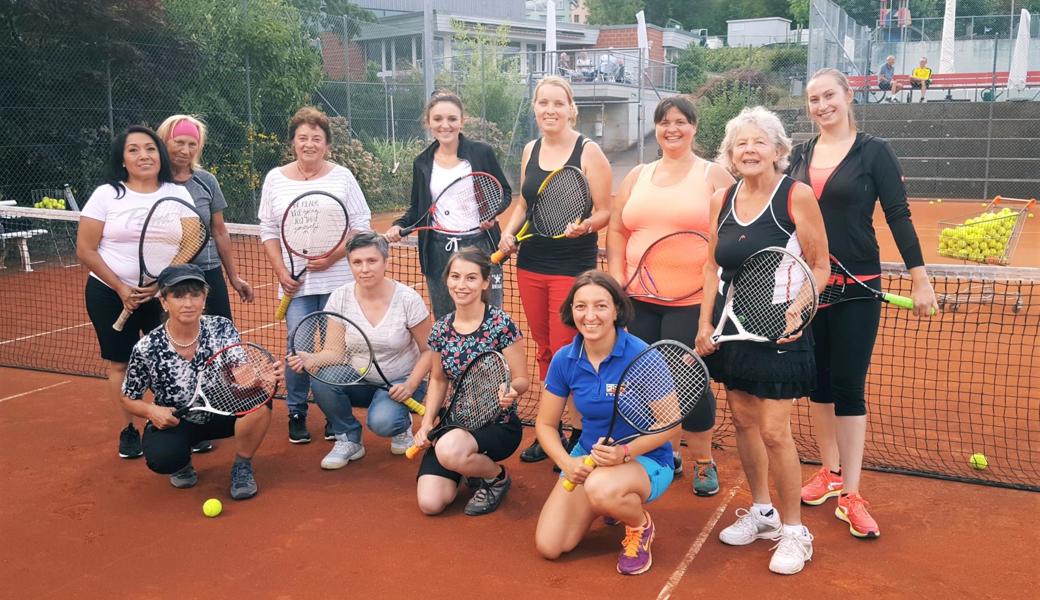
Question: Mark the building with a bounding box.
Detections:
[726,16,804,47]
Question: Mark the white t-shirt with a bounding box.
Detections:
[257,165,372,297]
[430,160,480,234]
[79,182,196,288]
[324,280,429,382]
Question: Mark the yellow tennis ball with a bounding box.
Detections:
[203,498,223,517]
[969,453,988,470]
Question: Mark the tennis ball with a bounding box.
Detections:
[969,453,989,470]
[203,498,223,517]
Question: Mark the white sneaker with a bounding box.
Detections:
[390,429,414,455]
[321,435,365,469]
[768,526,814,575]
[718,507,782,546]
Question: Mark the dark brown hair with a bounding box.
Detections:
[422,90,465,127]
[559,270,633,329]
[288,106,333,145]
[443,247,492,303]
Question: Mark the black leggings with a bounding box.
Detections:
[628,299,716,433]
[810,297,882,417]
[202,266,234,321]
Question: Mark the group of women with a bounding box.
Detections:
[79,68,938,578]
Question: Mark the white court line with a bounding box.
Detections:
[0,322,91,346]
[0,380,71,404]
[241,322,280,335]
[656,476,745,600]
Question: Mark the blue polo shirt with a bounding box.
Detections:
[544,328,673,468]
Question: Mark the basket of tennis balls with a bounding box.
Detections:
[33,196,67,210]
[937,197,1035,266]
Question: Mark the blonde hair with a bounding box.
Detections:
[807,68,857,130]
[533,76,578,126]
[717,106,793,176]
[156,115,207,170]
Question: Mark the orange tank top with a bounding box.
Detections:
[620,159,715,306]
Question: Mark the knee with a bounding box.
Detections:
[730,409,757,431]
[759,425,793,450]
[367,400,405,438]
[417,496,448,516]
[145,444,189,475]
[535,536,564,560]
[583,471,620,510]
[433,438,470,471]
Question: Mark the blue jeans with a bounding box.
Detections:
[284,293,331,417]
[312,378,428,443]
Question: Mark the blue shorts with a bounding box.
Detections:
[566,445,673,502]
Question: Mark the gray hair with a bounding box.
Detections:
[716,106,792,176]
[886,55,895,61]
[347,230,390,259]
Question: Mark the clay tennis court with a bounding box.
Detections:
[1,199,1038,598]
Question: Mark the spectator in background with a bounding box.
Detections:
[877,55,904,102]
[558,52,573,77]
[910,57,932,102]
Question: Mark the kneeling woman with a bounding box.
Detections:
[534,271,673,576]
[414,248,530,516]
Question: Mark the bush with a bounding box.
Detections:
[692,73,775,160]
[365,137,429,213]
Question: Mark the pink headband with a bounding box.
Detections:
[170,119,200,141]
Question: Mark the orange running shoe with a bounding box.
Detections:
[835,492,880,538]
[801,467,843,505]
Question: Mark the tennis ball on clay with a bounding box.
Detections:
[969,453,989,471]
[203,498,223,517]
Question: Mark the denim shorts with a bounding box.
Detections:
[566,444,673,502]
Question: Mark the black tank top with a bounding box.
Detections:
[517,135,598,276]
[715,175,800,287]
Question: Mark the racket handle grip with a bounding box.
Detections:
[403,398,426,416]
[405,445,423,460]
[275,294,292,321]
[884,293,915,310]
[112,308,132,332]
[171,406,189,419]
[561,455,597,491]
[399,226,416,237]
[490,249,509,265]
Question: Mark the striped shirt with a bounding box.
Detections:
[257,164,372,298]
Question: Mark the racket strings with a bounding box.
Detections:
[282,195,349,256]
[289,313,370,384]
[201,344,277,414]
[471,175,505,222]
[636,233,708,298]
[140,203,207,275]
[532,170,590,236]
[445,353,510,430]
[732,250,817,339]
[615,344,708,434]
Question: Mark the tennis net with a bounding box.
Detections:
[1,206,1037,491]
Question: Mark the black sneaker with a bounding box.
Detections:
[464,468,511,516]
[191,440,214,453]
[288,414,311,444]
[520,438,548,462]
[170,464,198,489]
[118,423,143,459]
[230,459,258,500]
[323,421,334,441]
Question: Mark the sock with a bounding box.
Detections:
[752,503,775,518]
[484,466,505,483]
[234,454,251,465]
[782,524,807,536]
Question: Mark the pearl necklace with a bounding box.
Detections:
[165,322,200,348]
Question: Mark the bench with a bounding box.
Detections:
[0,228,49,272]
[849,71,1040,103]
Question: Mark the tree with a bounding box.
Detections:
[789,0,809,27]
[586,0,645,25]
[448,21,525,138]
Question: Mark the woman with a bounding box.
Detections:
[498,75,612,463]
[121,264,280,499]
[157,115,253,320]
[534,271,673,576]
[606,96,735,493]
[385,91,512,320]
[788,69,938,539]
[287,232,432,469]
[76,125,196,460]
[695,107,829,575]
[413,248,530,517]
[259,106,372,444]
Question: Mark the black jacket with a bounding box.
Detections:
[788,132,924,275]
[395,133,513,274]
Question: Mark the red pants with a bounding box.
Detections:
[517,268,578,380]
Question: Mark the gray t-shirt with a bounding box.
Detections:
[879,62,895,82]
[180,169,228,271]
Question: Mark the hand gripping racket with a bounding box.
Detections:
[174,343,279,419]
[491,165,592,264]
[625,231,710,302]
[113,197,209,331]
[288,311,425,416]
[274,191,349,321]
[820,254,931,313]
[562,341,709,491]
[399,172,505,236]
[710,246,818,345]
[404,351,511,459]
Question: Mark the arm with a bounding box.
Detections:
[386,160,425,242]
[567,139,612,237]
[481,144,513,218]
[500,340,531,401]
[789,182,830,292]
[210,211,253,302]
[257,177,300,295]
[120,348,180,429]
[706,161,737,194]
[605,165,641,285]
[537,388,593,485]
[75,217,147,312]
[497,141,534,255]
[413,349,446,449]
[386,316,434,402]
[590,428,674,467]
[694,188,727,357]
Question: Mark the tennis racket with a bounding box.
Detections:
[288,311,425,416]
[113,197,208,331]
[562,341,709,491]
[173,343,280,419]
[274,191,349,321]
[404,351,512,459]
[625,231,710,302]
[399,172,505,236]
[710,246,818,345]
[491,165,592,264]
[820,254,926,312]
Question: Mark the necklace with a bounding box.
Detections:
[297,162,323,180]
[165,322,200,348]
